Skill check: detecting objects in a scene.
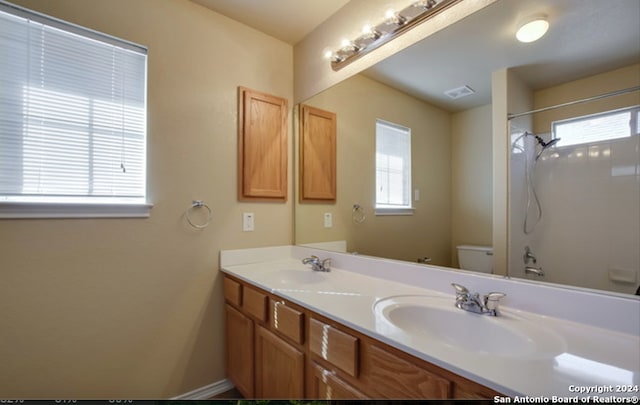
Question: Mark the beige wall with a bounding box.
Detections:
[491,68,534,276]
[451,104,493,267]
[0,0,293,398]
[533,63,640,134]
[296,74,452,265]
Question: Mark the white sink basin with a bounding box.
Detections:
[374,295,566,360]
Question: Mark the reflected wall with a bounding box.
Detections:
[295,73,494,266]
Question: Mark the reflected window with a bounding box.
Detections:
[552,106,639,147]
[375,119,412,214]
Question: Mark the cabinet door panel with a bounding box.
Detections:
[255,325,304,398]
[362,344,451,398]
[299,104,336,201]
[310,362,367,400]
[225,305,254,398]
[238,87,288,201]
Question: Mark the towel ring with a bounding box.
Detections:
[186,200,212,229]
[352,204,366,224]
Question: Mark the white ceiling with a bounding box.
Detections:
[190,0,351,44]
[363,0,640,111]
[193,0,640,110]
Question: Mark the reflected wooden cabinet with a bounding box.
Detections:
[299,104,336,202]
[238,87,288,201]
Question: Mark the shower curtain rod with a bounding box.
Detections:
[507,85,640,120]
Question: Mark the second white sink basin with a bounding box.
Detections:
[374,295,566,360]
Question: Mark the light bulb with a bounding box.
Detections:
[385,9,398,21]
[341,38,355,50]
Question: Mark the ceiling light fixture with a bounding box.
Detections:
[516,16,549,43]
[326,0,462,71]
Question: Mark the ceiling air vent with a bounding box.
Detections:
[444,85,475,99]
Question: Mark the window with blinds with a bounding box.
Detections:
[375,119,413,214]
[0,3,149,217]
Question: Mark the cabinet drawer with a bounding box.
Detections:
[269,299,304,344]
[224,277,242,306]
[309,318,359,377]
[243,285,268,322]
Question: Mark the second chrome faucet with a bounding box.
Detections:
[302,255,331,272]
[451,283,506,316]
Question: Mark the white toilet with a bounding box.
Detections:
[456,245,493,273]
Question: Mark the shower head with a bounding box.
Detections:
[533,134,561,149]
[542,137,561,149]
[523,132,561,161]
[525,132,561,149]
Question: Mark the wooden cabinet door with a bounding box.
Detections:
[309,362,367,400]
[255,325,304,398]
[299,104,336,202]
[360,343,451,398]
[238,86,288,201]
[225,305,254,398]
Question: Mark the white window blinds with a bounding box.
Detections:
[0,3,147,210]
[376,119,412,211]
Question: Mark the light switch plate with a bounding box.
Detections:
[243,212,254,231]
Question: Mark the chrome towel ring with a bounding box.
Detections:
[186,200,212,229]
[352,204,366,224]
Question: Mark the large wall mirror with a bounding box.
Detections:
[294,0,640,297]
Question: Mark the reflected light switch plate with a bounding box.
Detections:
[324,213,333,228]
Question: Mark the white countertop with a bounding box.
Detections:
[220,245,640,399]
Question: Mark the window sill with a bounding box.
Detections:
[0,201,153,219]
[375,207,415,216]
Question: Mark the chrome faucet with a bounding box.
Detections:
[525,266,544,276]
[302,255,331,272]
[523,246,537,264]
[451,283,506,316]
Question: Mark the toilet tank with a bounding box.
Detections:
[456,245,493,273]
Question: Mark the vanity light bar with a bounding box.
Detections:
[328,0,463,71]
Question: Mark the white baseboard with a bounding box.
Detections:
[171,379,235,400]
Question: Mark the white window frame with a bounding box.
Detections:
[0,1,151,218]
[375,119,414,216]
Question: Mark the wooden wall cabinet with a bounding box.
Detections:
[299,104,336,202]
[223,274,502,400]
[238,87,288,201]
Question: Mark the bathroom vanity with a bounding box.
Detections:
[221,245,640,400]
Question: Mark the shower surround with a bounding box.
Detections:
[509,129,640,295]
